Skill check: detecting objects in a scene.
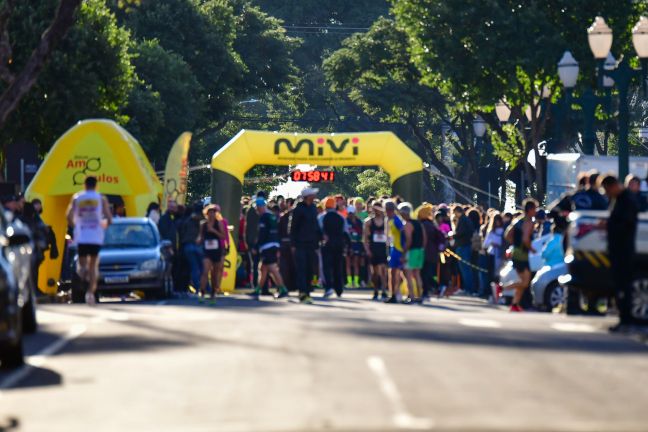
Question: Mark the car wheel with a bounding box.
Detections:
[565,285,584,315]
[157,274,173,299]
[543,281,564,312]
[22,290,38,334]
[70,272,85,304]
[0,339,24,369]
[630,277,648,322]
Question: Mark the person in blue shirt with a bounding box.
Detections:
[541,224,566,267]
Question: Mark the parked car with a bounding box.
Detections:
[497,234,566,310]
[70,218,174,302]
[562,210,648,321]
[0,212,37,369]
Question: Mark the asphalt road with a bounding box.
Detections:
[1,292,647,432]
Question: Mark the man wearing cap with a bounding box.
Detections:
[244,190,266,289]
[363,202,388,300]
[321,196,346,298]
[252,198,288,299]
[384,200,405,303]
[400,202,426,303]
[278,198,296,291]
[290,188,321,304]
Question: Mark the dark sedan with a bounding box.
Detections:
[71,218,173,302]
[0,214,38,368]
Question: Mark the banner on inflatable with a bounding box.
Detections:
[162,132,191,211]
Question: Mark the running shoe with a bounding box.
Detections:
[385,296,399,304]
[85,292,96,306]
[510,304,523,312]
[249,287,261,299]
[372,292,379,301]
[608,323,632,334]
[335,289,344,297]
[381,291,389,301]
[421,296,432,305]
[323,288,335,299]
[299,294,313,304]
[275,288,289,299]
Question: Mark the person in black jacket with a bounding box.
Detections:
[251,198,287,299]
[321,197,346,298]
[601,175,641,332]
[452,206,474,294]
[290,188,321,304]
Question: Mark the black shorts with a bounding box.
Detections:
[350,242,365,257]
[204,249,223,263]
[512,259,530,272]
[370,245,388,266]
[78,244,101,257]
[261,246,279,265]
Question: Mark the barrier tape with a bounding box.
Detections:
[442,249,490,273]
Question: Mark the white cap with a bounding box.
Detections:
[397,202,413,213]
[301,187,319,197]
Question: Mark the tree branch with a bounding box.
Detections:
[0,0,15,84]
[0,0,81,129]
[407,119,455,179]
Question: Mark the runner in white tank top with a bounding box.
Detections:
[66,176,112,305]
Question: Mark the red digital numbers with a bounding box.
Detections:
[290,170,335,183]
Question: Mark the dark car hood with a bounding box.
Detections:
[99,247,159,263]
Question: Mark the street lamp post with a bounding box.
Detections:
[587,16,648,180]
[553,51,580,152]
[472,115,488,206]
[495,99,511,123]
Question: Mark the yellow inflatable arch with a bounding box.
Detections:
[26,119,162,295]
[211,130,423,292]
[211,130,424,229]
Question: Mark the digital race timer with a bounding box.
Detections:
[290,170,335,182]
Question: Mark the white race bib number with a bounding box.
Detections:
[204,240,220,250]
[373,233,387,243]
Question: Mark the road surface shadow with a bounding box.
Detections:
[63,334,189,355]
[0,418,19,432]
[9,366,62,390]
[341,324,648,355]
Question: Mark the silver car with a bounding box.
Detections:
[71,218,174,302]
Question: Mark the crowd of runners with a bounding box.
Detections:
[238,187,545,308]
[63,169,646,326]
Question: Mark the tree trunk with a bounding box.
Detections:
[0,0,81,130]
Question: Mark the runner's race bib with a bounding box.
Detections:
[204,240,220,250]
[373,233,387,243]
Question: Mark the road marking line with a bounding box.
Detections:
[551,323,597,333]
[367,315,407,323]
[0,324,87,391]
[367,356,434,430]
[458,318,502,329]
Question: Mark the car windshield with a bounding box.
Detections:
[103,223,157,248]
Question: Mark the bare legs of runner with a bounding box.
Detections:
[78,255,99,305]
